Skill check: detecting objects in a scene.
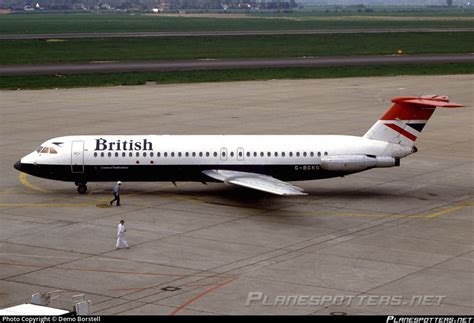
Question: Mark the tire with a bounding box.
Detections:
[77,185,88,194]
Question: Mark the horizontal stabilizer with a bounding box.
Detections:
[392,96,465,108]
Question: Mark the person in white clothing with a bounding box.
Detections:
[116,220,129,249]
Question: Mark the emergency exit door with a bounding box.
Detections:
[71,141,84,173]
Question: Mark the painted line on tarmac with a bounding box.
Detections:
[0,261,235,279]
[335,201,473,219]
[425,201,473,218]
[265,201,473,219]
[0,203,95,207]
[0,191,46,195]
[18,172,50,193]
[170,276,240,316]
[7,174,473,218]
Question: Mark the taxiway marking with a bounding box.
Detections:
[3,173,472,219]
[170,276,240,315]
[18,172,50,193]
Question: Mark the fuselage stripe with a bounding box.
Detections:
[384,123,417,141]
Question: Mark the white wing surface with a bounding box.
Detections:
[202,169,307,196]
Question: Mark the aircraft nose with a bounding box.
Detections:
[13,160,22,171]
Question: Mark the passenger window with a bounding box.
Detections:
[214,152,217,157]
[274,152,278,157]
[108,152,112,157]
[157,152,161,157]
[143,152,147,157]
[246,152,250,157]
[192,152,196,157]
[206,152,210,157]
[129,152,133,157]
[171,152,175,157]
[310,152,314,157]
[115,152,119,157]
[136,152,139,157]
[122,152,126,157]
[101,152,105,157]
[164,152,168,157]
[94,152,97,157]
[296,152,300,157]
[253,152,257,157]
[230,152,234,157]
[199,152,203,157]
[150,152,154,157]
[289,152,293,157]
[178,152,182,157]
[282,152,285,157]
[260,152,264,157]
[222,152,226,157]
[185,152,189,157]
[324,152,328,156]
[303,152,307,157]
[317,152,321,157]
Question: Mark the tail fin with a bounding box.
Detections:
[363,95,464,146]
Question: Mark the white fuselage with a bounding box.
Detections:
[20,134,413,166]
[16,134,412,185]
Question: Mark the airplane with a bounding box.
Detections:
[13,95,464,196]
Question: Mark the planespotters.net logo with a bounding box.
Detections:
[245,292,447,307]
[387,317,473,323]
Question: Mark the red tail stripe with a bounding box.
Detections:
[384,123,417,141]
[381,103,435,121]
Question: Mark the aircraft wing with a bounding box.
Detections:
[202,169,307,196]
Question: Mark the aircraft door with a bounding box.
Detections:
[71,141,84,173]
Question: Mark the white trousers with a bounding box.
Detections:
[116,233,129,248]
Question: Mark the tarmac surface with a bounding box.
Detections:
[1,54,473,76]
[0,75,472,315]
[2,28,473,40]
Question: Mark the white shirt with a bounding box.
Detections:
[117,223,126,236]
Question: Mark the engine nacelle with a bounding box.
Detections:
[320,155,400,172]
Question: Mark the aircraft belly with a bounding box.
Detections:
[23,164,350,182]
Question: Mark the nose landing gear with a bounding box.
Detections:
[75,182,88,194]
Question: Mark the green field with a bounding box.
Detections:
[0,12,473,34]
[1,32,473,65]
[1,63,472,90]
[0,11,472,89]
[252,6,474,17]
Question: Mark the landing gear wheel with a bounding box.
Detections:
[77,184,88,194]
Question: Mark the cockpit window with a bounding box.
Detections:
[36,146,43,153]
[39,146,58,154]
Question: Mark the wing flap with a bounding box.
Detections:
[202,169,307,196]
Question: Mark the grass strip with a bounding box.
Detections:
[1,63,472,90]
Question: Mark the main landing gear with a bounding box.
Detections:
[75,182,88,194]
